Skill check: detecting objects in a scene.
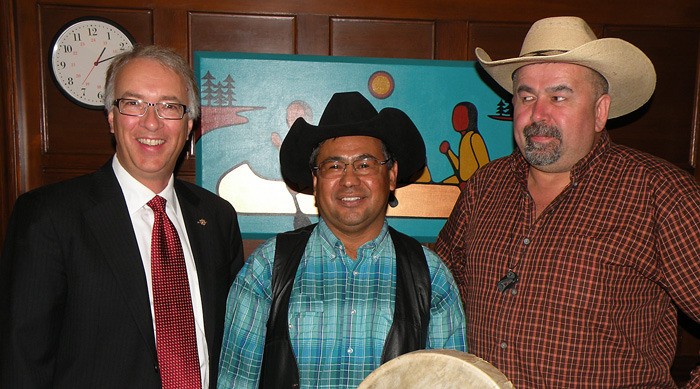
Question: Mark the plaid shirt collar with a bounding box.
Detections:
[316,218,391,263]
[510,130,612,188]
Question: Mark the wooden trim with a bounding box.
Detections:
[0,0,17,240]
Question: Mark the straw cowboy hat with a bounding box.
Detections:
[280,91,426,194]
[475,16,656,118]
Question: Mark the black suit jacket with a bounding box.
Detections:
[0,161,244,388]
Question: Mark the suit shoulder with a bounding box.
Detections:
[15,170,105,207]
[175,180,235,212]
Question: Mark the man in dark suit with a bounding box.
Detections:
[0,45,244,388]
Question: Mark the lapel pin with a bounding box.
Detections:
[198,218,207,226]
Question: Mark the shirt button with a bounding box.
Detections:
[500,342,508,349]
[351,309,356,315]
[347,347,354,354]
[353,271,359,276]
[511,289,518,296]
[523,238,530,245]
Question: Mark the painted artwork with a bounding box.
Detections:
[194,52,514,240]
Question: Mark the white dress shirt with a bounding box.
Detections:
[112,156,209,388]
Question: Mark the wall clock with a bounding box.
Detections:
[49,17,136,109]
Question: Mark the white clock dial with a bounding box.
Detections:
[50,18,135,109]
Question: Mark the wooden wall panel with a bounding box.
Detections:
[189,13,296,55]
[330,18,435,59]
[435,21,468,61]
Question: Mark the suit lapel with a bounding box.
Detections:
[175,182,219,350]
[83,163,158,362]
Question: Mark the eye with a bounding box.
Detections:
[518,95,535,104]
[324,161,343,171]
[355,160,372,170]
[552,96,566,102]
[123,99,141,106]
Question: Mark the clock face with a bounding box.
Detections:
[50,17,135,109]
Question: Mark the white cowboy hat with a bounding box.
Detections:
[475,16,656,118]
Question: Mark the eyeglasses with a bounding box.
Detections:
[312,157,392,179]
[113,98,188,120]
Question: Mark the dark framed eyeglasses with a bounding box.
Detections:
[312,156,393,179]
[113,98,188,120]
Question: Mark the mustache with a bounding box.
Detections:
[524,122,562,140]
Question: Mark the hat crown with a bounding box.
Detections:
[520,16,598,56]
[318,91,379,126]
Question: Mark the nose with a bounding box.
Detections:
[530,98,549,123]
[140,105,162,130]
[340,164,361,186]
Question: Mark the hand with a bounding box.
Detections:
[439,141,450,154]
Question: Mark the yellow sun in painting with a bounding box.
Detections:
[368,71,395,99]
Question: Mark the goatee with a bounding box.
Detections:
[523,122,562,166]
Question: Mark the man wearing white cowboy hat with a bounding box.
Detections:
[218,91,467,388]
[435,16,700,387]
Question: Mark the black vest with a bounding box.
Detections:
[258,224,431,389]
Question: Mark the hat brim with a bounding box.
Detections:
[280,107,426,194]
[476,37,656,118]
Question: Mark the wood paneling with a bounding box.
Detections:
[190,13,296,55]
[605,27,700,172]
[330,18,435,59]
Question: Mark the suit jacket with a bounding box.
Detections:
[0,161,244,388]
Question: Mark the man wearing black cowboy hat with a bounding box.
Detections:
[435,16,700,387]
[217,91,467,388]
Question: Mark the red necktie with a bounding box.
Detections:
[148,195,202,389]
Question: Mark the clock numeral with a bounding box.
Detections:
[119,42,128,50]
[80,87,86,97]
[107,31,112,40]
[67,77,74,85]
[88,27,98,37]
[97,91,104,100]
[72,33,82,42]
[58,61,66,69]
[61,44,73,53]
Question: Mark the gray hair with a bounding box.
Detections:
[103,45,200,120]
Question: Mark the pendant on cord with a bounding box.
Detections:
[497,270,519,293]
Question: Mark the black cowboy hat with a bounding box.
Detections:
[280,91,426,194]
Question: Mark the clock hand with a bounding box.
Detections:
[93,47,107,66]
[82,47,107,86]
[96,54,119,65]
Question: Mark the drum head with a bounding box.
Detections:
[358,349,514,389]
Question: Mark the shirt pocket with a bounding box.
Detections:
[288,300,325,339]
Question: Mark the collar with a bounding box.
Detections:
[315,218,391,261]
[112,155,177,215]
[510,130,611,187]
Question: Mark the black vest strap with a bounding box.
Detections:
[259,224,430,389]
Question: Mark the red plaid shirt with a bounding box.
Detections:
[435,131,700,388]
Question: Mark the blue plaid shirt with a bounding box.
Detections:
[218,220,467,389]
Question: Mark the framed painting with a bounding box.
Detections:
[194,52,514,241]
